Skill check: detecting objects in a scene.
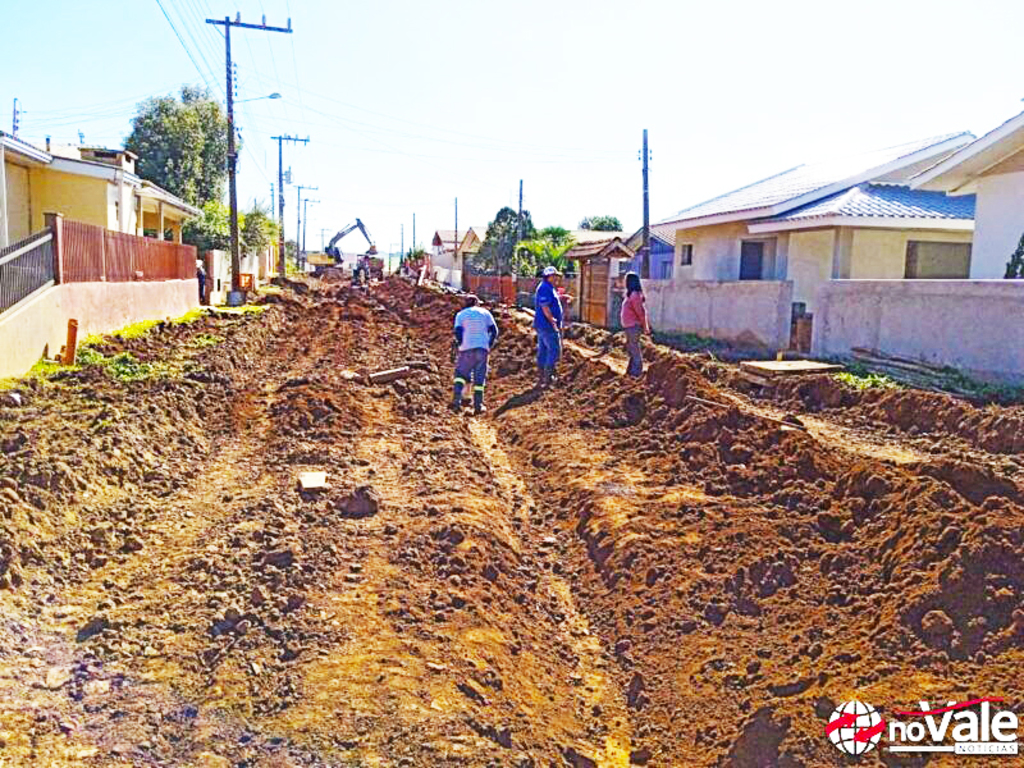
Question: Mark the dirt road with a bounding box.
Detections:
[0,279,1021,766]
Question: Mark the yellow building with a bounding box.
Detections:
[0,132,199,248]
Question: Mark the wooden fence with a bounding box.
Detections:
[63,219,196,283]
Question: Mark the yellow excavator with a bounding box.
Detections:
[324,219,382,282]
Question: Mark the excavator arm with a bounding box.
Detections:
[325,218,378,261]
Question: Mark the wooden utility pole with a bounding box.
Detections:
[207,13,293,302]
[295,184,317,270]
[271,134,309,278]
[641,128,651,279]
[302,198,318,258]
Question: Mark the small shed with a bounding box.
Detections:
[565,237,635,327]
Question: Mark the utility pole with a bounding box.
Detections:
[400,223,404,266]
[640,128,651,278]
[454,197,458,274]
[11,99,19,137]
[271,134,308,278]
[412,213,416,254]
[511,179,523,276]
[302,198,318,259]
[207,13,293,303]
[295,184,317,270]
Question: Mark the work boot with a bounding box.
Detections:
[450,381,465,412]
[536,368,550,390]
[473,389,485,415]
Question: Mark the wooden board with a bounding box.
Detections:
[580,257,609,327]
[740,360,843,377]
[298,471,328,491]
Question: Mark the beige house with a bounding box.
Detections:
[658,133,976,312]
[431,226,484,286]
[0,132,199,248]
[914,110,1024,278]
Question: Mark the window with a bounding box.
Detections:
[905,241,972,278]
[679,243,693,266]
[739,241,764,280]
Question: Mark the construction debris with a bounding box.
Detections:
[739,359,843,377]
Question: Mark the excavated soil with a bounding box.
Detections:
[0,279,1021,766]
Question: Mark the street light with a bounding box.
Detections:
[236,92,282,103]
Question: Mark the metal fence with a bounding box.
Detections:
[63,220,195,283]
[0,230,55,316]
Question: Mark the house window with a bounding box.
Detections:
[739,241,764,280]
[679,243,693,266]
[905,241,972,278]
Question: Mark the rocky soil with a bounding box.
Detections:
[0,278,1020,766]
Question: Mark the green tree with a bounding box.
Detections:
[472,206,535,274]
[579,215,622,231]
[516,230,577,276]
[241,203,277,257]
[125,85,229,207]
[182,200,231,253]
[1005,232,1024,278]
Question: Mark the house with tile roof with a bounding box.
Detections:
[431,226,484,287]
[0,132,199,248]
[913,110,1024,278]
[658,133,976,313]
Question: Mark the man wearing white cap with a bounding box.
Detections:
[533,265,563,388]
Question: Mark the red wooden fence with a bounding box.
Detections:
[62,219,195,283]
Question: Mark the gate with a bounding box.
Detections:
[580,256,610,326]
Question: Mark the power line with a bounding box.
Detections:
[153,0,219,95]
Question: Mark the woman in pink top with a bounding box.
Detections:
[620,272,651,377]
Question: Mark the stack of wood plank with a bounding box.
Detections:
[850,347,976,395]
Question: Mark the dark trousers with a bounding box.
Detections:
[455,348,489,392]
[625,326,643,377]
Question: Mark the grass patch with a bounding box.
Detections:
[189,333,223,348]
[834,370,901,391]
[76,347,167,382]
[112,318,161,340]
[213,304,267,316]
[651,330,724,352]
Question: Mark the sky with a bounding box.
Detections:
[3,0,1023,255]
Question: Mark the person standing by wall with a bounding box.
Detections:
[620,271,651,377]
[196,258,207,305]
[451,295,499,415]
[534,266,563,389]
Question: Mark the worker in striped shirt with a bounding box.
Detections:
[451,295,499,415]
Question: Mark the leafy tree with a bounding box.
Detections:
[579,215,622,231]
[126,85,230,207]
[516,231,577,276]
[472,206,535,274]
[1005,232,1024,278]
[241,203,277,257]
[182,200,230,253]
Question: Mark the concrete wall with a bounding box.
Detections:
[0,279,199,379]
[812,280,1024,382]
[972,171,1024,278]
[642,279,794,350]
[787,229,834,310]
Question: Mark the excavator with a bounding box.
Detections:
[324,219,382,283]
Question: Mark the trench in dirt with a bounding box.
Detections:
[0,279,1022,767]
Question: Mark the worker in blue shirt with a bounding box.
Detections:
[451,295,499,414]
[534,265,563,389]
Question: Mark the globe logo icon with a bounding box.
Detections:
[826,701,885,755]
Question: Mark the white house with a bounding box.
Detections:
[913,110,1024,278]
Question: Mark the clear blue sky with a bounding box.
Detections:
[3,0,1023,253]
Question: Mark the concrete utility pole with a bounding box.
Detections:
[207,13,293,303]
[271,134,309,278]
[295,184,317,270]
[302,198,318,259]
[11,99,19,137]
[641,128,651,279]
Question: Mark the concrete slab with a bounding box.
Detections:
[740,360,843,377]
